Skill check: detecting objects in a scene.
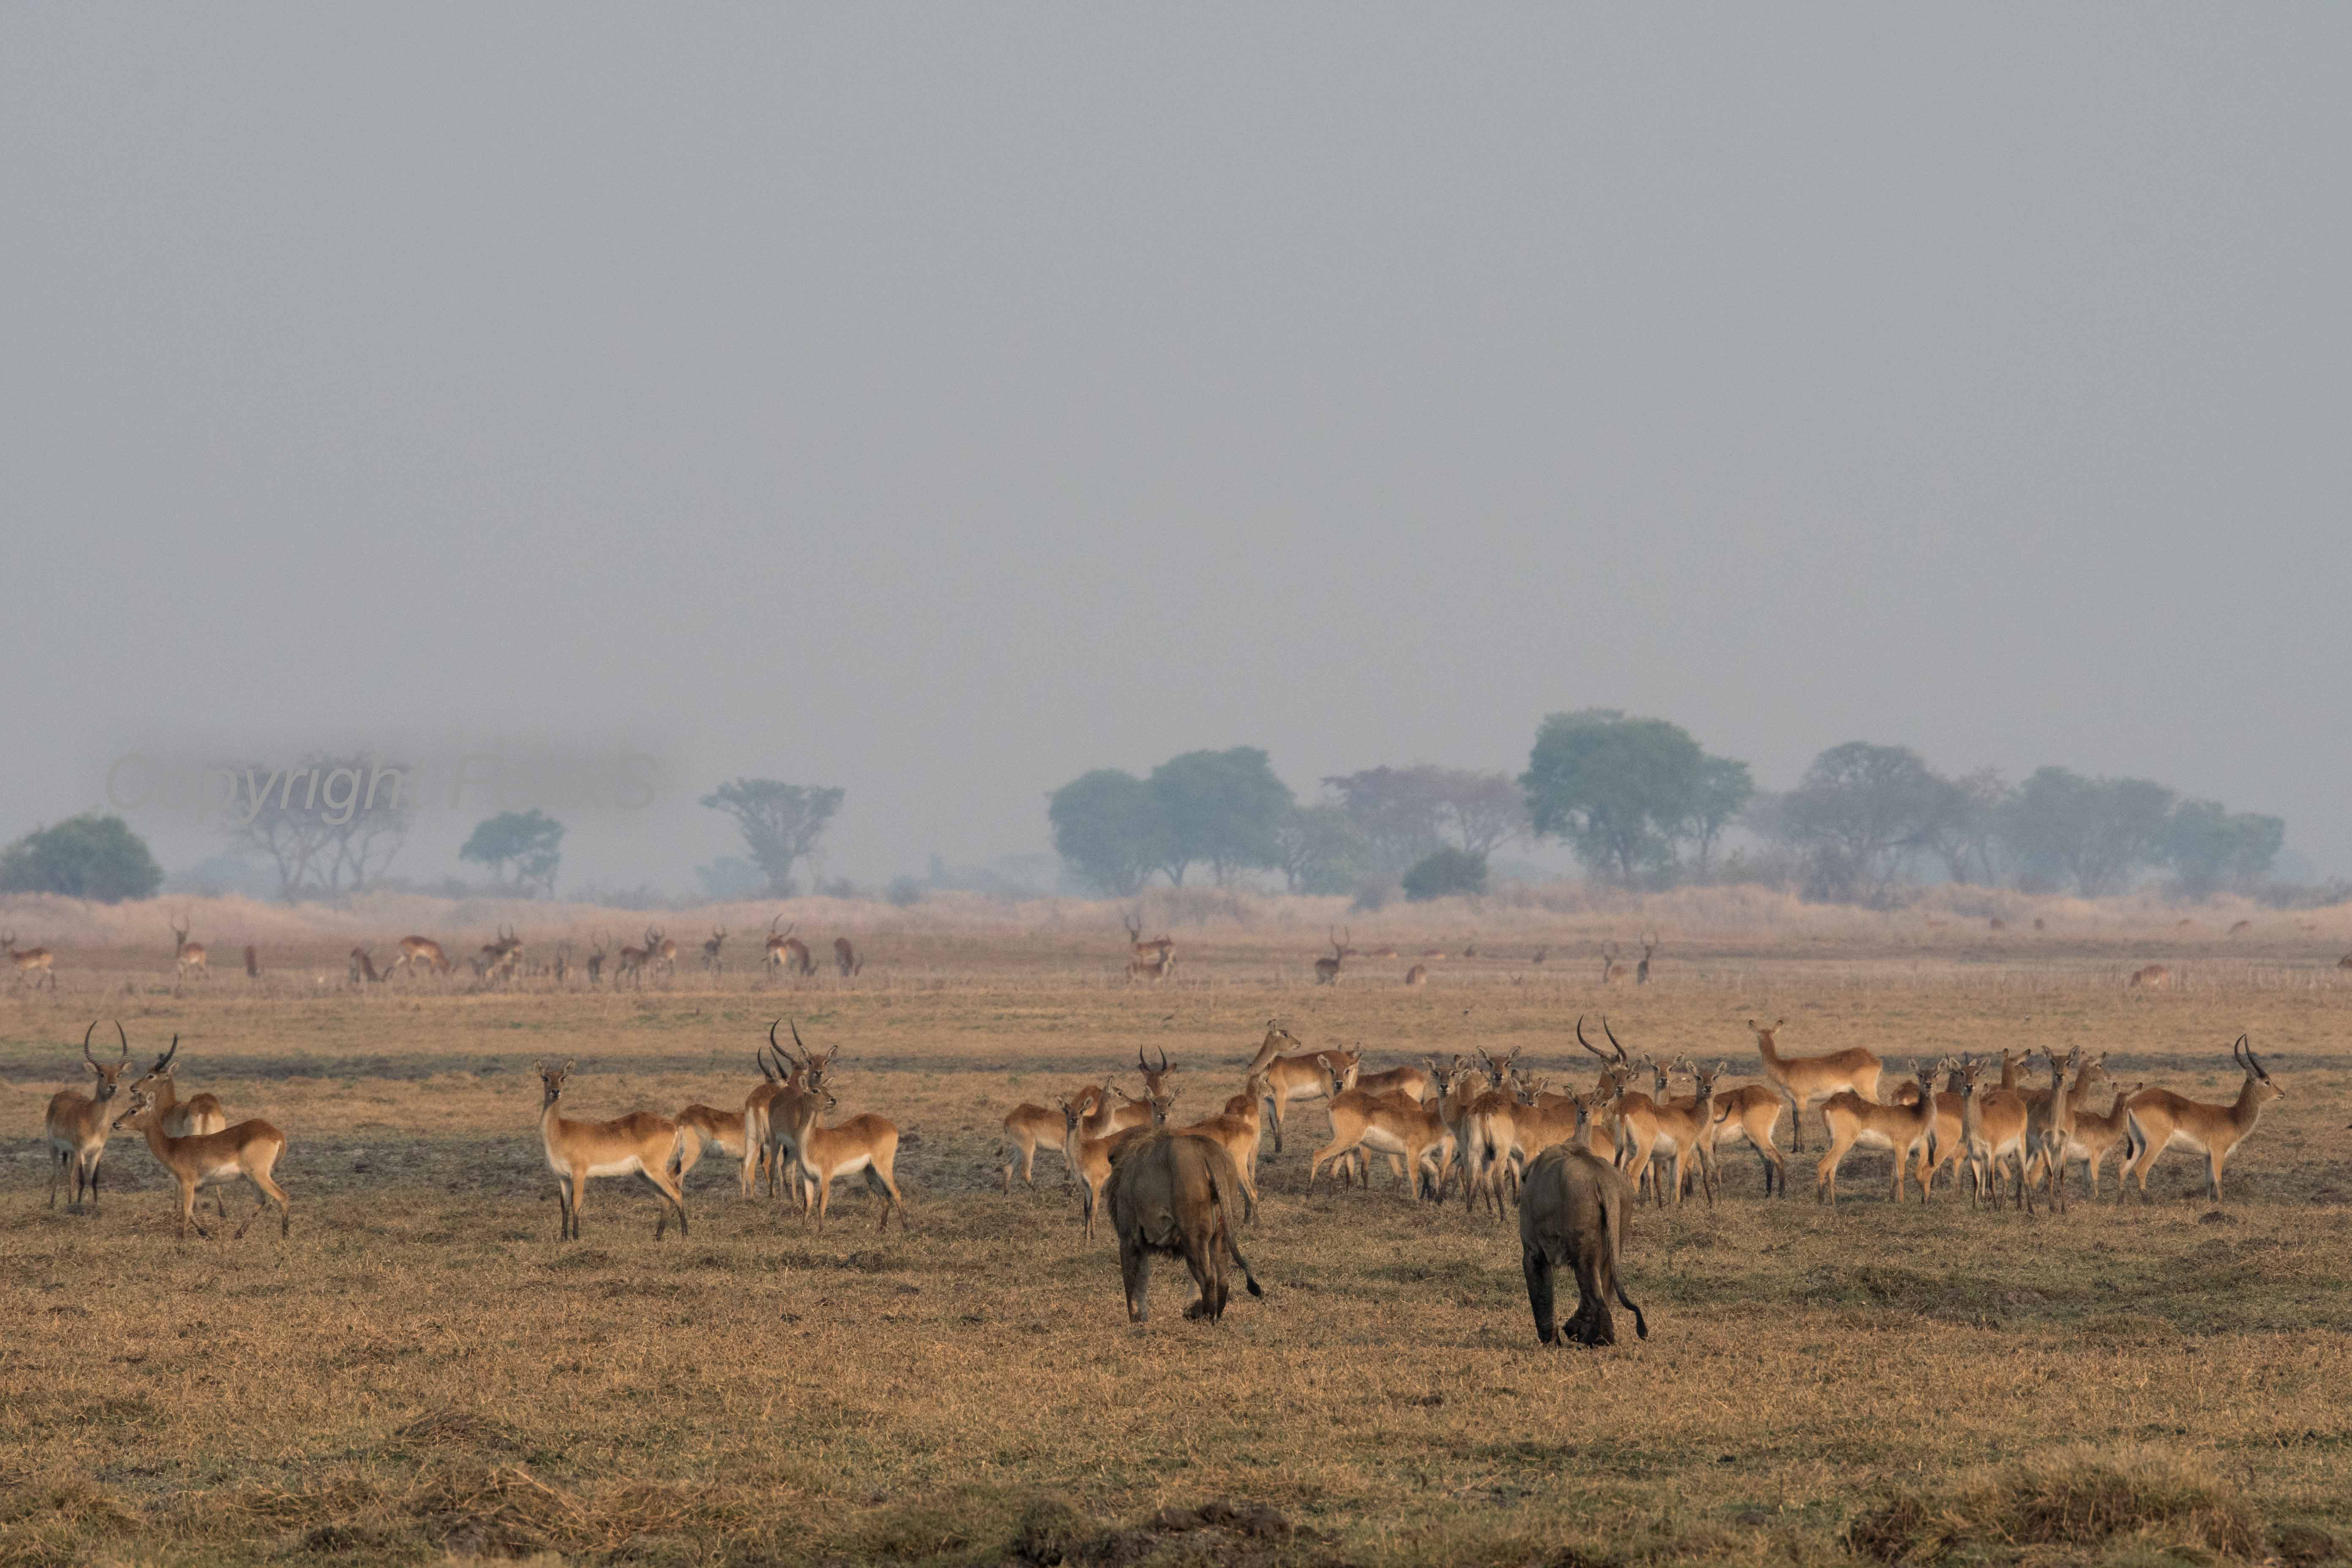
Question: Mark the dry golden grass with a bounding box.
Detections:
[3,908,2349,1566]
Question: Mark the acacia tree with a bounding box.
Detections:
[1147,748,1293,887]
[1998,768,2175,897]
[222,751,412,902]
[1048,769,1168,896]
[700,779,844,896]
[2166,800,2284,898]
[460,809,566,897]
[1774,742,1948,904]
[1320,766,1446,877]
[0,815,163,903]
[1270,803,1374,895]
[1520,710,1708,886]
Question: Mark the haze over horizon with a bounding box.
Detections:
[5,9,2345,894]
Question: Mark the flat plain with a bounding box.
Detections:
[3,907,2349,1567]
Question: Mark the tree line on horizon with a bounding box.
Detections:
[1046,710,2290,907]
[0,717,2294,909]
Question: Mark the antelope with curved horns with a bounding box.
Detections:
[1174,1071,1271,1208]
[3,932,56,991]
[1748,1018,1883,1153]
[1600,944,1630,986]
[169,915,208,983]
[1123,910,1174,964]
[535,1059,691,1240]
[1097,1047,1179,1136]
[1313,928,1348,985]
[1003,1083,1103,1193]
[476,925,523,983]
[2118,1035,2283,1204]
[1635,934,1658,985]
[46,1023,133,1209]
[834,936,864,978]
[701,926,727,975]
[1063,1086,1162,1239]
[113,1081,290,1239]
[129,1033,232,1218]
[766,917,815,978]
[647,927,678,981]
[748,1022,819,1203]
[772,1037,903,1231]
[612,931,651,988]
[2127,964,2174,991]
[2022,1048,2108,1216]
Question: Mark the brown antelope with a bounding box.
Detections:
[748,1032,817,1202]
[1635,934,1658,985]
[130,1034,228,1139]
[834,936,864,978]
[2338,953,2352,971]
[1241,1025,1356,1152]
[1082,1048,1179,1138]
[112,1083,290,1239]
[1351,1054,1434,1105]
[1650,1060,1724,1207]
[2227,919,2251,936]
[1308,1077,1456,1200]
[584,933,607,985]
[612,931,652,988]
[766,918,816,977]
[1577,1015,1658,1175]
[1313,928,1349,985]
[2036,1075,2143,1202]
[2127,964,2174,990]
[1815,1059,1944,1206]
[170,915,208,983]
[1174,1073,1271,1204]
[1059,1089,1133,1236]
[476,925,523,983]
[387,935,451,978]
[672,1098,755,1195]
[2022,1049,2106,1215]
[348,947,383,985]
[46,1023,134,1209]
[1708,1079,1789,1197]
[1530,946,1549,965]
[1002,1084,1108,1193]
[1989,917,2007,931]
[1418,946,1448,960]
[1404,964,1428,988]
[775,1077,903,1231]
[2118,1035,2282,1203]
[1123,911,1174,966]
[1456,1060,1526,1217]
[4,932,57,991]
[648,928,677,981]
[1749,1018,1883,1152]
[1367,943,1399,959]
[1600,944,1631,985]
[1126,947,1175,983]
[242,945,259,979]
[701,926,728,975]
[535,1059,691,1239]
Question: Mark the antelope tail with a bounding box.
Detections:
[668,1124,698,1178]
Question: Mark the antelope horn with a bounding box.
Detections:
[82,1022,98,1067]
[1602,1016,1628,1062]
[1137,1046,1151,1074]
[1157,1045,1170,1073]
[156,1035,179,1073]
[756,1050,779,1083]
[789,1019,810,1060]
[115,1021,129,1061]
[1575,1015,1609,1061]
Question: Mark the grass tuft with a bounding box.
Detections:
[1848,1450,2265,1563]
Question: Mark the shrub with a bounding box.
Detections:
[0,814,163,903]
[1401,847,1487,901]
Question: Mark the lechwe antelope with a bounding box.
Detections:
[2022,1049,2108,1216]
[169,915,208,983]
[475,925,523,983]
[750,1025,824,1202]
[1175,1073,1271,1204]
[3,932,57,991]
[348,947,383,985]
[1308,1076,1457,1199]
[834,936,864,978]
[773,1073,904,1231]
[534,1059,691,1240]
[1815,1059,1946,1207]
[1063,1086,1165,1238]
[701,926,728,975]
[1126,946,1175,984]
[2127,964,2174,991]
[1519,1128,1647,1347]
[671,1095,757,1197]
[129,1033,233,1218]
[1404,964,1428,988]
[1313,928,1349,985]
[387,935,452,978]
[110,1081,287,1239]
[1749,1018,1883,1153]
[1002,1090,1086,1193]
[1599,944,1631,985]
[1242,1024,1358,1152]
[765,918,815,977]
[1635,934,1658,985]
[1644,1060,1725,1208]
[1707,1077,1790,1197]
[1123,911,1174,966]
[2032,1072,2143,1203]
[1104,1130,1262,1324]
[2118,1034,2283,1204]
[612,931,653,989]
[45,1023,134,1209]
[648,928,678,981]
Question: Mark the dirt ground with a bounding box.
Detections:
[3,915,2347,1566]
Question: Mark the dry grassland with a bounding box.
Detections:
[3,910,2350,1567]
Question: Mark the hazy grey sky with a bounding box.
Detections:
[5,7,2347,890]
